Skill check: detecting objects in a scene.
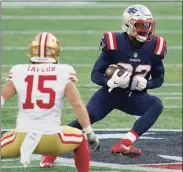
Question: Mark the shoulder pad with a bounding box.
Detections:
[62,64,78,83]
[153,36,167,57]
[64,64,76,74]
[99,32,118,51]
[7,65,20,81]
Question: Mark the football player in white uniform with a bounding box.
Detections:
[1,32,100,172]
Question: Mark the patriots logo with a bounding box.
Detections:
[99,40,105,50]
[127,8,138,14]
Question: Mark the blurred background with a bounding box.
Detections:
[2,1,182,129]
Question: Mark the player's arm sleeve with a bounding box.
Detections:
[147,36,167,89]
[91,51,112,87]
[91,33,113,86]
[147,55,165,89]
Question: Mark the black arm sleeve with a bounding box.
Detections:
[147,55,165,89]
[91,51,112,87]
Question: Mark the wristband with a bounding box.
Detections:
[83,125,93,134]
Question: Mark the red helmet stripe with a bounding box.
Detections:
[44,33,49,57]
[39,32,48,57]
[38,33,43,57]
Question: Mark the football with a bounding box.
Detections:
[105,64,127,78]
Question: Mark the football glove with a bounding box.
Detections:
[135,76,147,91]
[83,126,100,152]
[86,132,100,152]
[107,69,130,89]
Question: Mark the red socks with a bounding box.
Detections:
[121,129,139,146]
[74,136,90,172]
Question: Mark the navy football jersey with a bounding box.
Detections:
[92,32,167,91]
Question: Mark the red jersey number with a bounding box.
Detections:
[23,75,56,109]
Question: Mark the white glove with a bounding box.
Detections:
[83,126,100,152]
[136,76,147,91]
[107,69,130,89]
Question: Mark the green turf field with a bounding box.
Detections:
[1,1,182,172]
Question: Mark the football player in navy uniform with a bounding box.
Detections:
[41,4,167,166]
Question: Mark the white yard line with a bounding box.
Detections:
[2,2,177,8]
[2,30,182,35]
[1,74,182,87]
[95,129,182,132]
[2,128,182,132]
[79,83,182,87]
[92,171,118,172]
[2,105,182,110]
[163,83,182,86]
[89,89,182,95]
[158,155,182,162]
[1,2,133,8]
[96,88,183,93]
[2,46,182,51]
[1,156,182,172]
[1,164,181,172]
[1,64,182,68]
[164,97,182,100]
[2,15,182,20]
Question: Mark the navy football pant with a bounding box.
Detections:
[68,87,163,137]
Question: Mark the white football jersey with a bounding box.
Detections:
[8,64,77,134]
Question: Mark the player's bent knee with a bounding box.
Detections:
[88,110,106,123]
[56,126,85,154]
[61,126,83,135]
[152,96,164,113]
[87,105,107,123]
[1,131,17,158]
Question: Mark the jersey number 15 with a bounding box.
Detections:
[23,75,56,109]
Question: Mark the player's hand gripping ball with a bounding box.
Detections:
[105,64,130,92]
[105,64,127,78]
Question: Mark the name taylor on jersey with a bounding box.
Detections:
[28,65,56,73]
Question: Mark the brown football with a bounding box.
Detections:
[105,64,127,78]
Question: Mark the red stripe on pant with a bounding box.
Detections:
[1,133,15,142]
[63,133,83,137]
[1,139,14,148]
[1,134,16,148]
[57,133,82,144]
